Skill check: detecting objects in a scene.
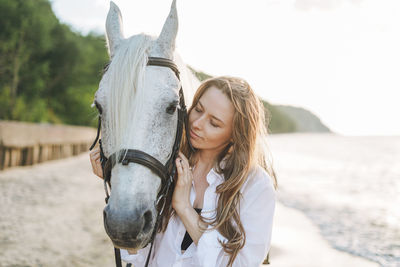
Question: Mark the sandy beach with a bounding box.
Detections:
[0,153,114,266]
[268,202,379,267]
[0,152,380,266]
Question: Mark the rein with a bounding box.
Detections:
[89,57,194,267]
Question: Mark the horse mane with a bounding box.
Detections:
[104,34,154,151]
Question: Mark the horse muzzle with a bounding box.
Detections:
[103,204,155,249]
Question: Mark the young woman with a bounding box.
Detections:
[90,76,277,267]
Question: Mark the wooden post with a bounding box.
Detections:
[10,148,20,167]
[0,146,4,170]
[33,145,40,164]
[21,147,28,165]
[27,146,34,165]
[40,145,48,162]
[4,148,10,169]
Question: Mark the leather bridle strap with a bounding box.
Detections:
[104,149,170,181]
[147,57,180,78]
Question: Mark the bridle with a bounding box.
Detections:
[89,57,194,267]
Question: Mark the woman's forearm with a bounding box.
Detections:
[175,206,208,245]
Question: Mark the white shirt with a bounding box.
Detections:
[121,165,276,267]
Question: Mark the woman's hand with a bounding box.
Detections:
[89,147,103,179]
[172,152,193,214]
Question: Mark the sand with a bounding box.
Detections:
[0,153,114,267]
[0,153,380,267]
[267,202,380,267]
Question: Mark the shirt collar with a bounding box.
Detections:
[192,154,229,186]
[206,157,228,186]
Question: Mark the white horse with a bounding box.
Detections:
[92,0,199,250]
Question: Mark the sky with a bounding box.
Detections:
[50,0,400,136]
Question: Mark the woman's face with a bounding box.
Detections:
[188,86,234,152]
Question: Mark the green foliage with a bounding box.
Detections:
[187,66,212,81]
[274,105,331,133]
[0,0,108,126]
[261,100,297,134]
[0,86,12,119]
[12,96,50,122]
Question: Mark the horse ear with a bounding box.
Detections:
[157,0,178,56]
[106,1,124,58]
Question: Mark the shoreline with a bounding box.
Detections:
[266,201,380,267]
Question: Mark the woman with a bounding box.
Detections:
[90,76,277,267]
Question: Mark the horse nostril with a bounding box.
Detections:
[142,210,153,234]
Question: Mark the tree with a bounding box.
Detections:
[0,0,108,126]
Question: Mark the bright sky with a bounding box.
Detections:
[50,0,400,136]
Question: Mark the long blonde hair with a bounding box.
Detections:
[161,76,277,266]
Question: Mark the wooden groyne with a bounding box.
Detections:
[0,121,97,170]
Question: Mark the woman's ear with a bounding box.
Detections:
[227,142,234,154]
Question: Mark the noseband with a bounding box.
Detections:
[89,57,194,267]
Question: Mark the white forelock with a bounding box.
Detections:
[102,34,154,154]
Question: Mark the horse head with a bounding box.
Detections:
[93,0,185,250]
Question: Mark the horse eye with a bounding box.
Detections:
[166,101,178,115]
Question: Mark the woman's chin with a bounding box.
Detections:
[189,137,198,147]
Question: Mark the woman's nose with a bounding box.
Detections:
[192,115,204,129]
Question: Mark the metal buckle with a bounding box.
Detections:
[121,149,129,165]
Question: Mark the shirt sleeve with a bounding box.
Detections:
[192,169,276,267]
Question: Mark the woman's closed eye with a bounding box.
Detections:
[210,120,219,128]
[194,106,220,127]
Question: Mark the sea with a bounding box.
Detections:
[268,133,400,267]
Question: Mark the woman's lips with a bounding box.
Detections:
[190,129,201,139]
